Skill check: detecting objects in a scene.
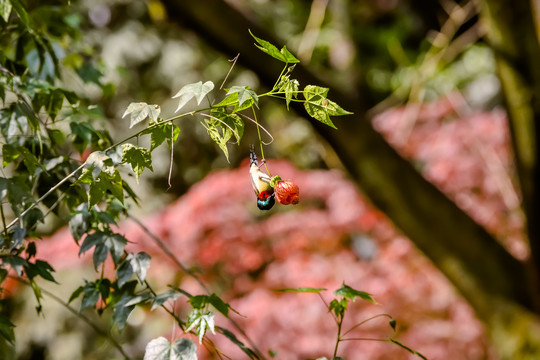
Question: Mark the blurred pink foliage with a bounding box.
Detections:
[34,94,524,359]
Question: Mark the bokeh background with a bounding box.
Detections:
[2,0,539,359]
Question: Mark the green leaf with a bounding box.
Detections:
[188,293,230,317]
[334,283,376,303]
[328,298,347,318]
[210,108,244,143]
[122,102,161,129]
[24,259,57,283]
[249,30,299,64]
[214,92,239,108]
[389,318,397,331]
[226,86,259,110]
[79,231,127,269]
[172,80,214,112]
[277,287,327,293]
[70,121,96,154]
[0,268,8,285]
[389,338,428,360]
[80,281,100,311]
[279,78,299,110]
[76,60,102,85]
[10,0,29,27]
[2,144,20,167]
[152,290,182,311]
[121,144,153,182]
[68,285,84,304]
[48,89,65,120]
[116,252,151,287]
[207,293,230,318]
[143,336,197,360]
[220,328,259,359]
[143,123,180,151]
[82,169,124,208]
[202,119,230,162]
[111,280,138,330]
[303,85,353,129]
[68,200,89,241]
[188,295,207,310]
[0,314,15,345]
[186,309,215,343]
[0,0,12,22]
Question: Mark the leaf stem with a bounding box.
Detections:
[271,64,289,91]
[332,314,343,359]
[342,313,393,337]
[6,162,86,230]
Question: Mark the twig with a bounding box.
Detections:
[238,113,274,146]
[342,313,393,337]
[128,214,210,293]
[6,163,85,230]
[220,53,240,91]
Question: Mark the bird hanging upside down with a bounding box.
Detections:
[249,146,275,210]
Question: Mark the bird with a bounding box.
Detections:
[249,146,275,210]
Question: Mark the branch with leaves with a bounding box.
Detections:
[0,4,419,357]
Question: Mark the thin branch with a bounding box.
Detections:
[340,337,389,343]
[6,163,85,230]
[128,214,210,293]
[220,53,240,91]
[342,313,393,337]
[238,113,274,146]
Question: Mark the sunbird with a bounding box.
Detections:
[249,146,275,210]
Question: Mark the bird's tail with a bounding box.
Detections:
[249,144,258,166]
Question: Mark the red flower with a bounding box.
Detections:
[274,180,300,205]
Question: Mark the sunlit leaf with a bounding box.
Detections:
[334,283,376,303]
[121,144,153,182]
[10,0,29,27]
[249,30,299,64]
[0,0,12,22]
[143,123,180,151]
[152,290,182,311]
[173,81,214,112]
[226,86,258,110]
[328,298,347,318]
[117,252,151,287]
[186,309,215,344]
[303,85,353,129]
[279,78,299,110]
[79,231,127,269]
[122,102,161,129]
[144,336,198,360]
